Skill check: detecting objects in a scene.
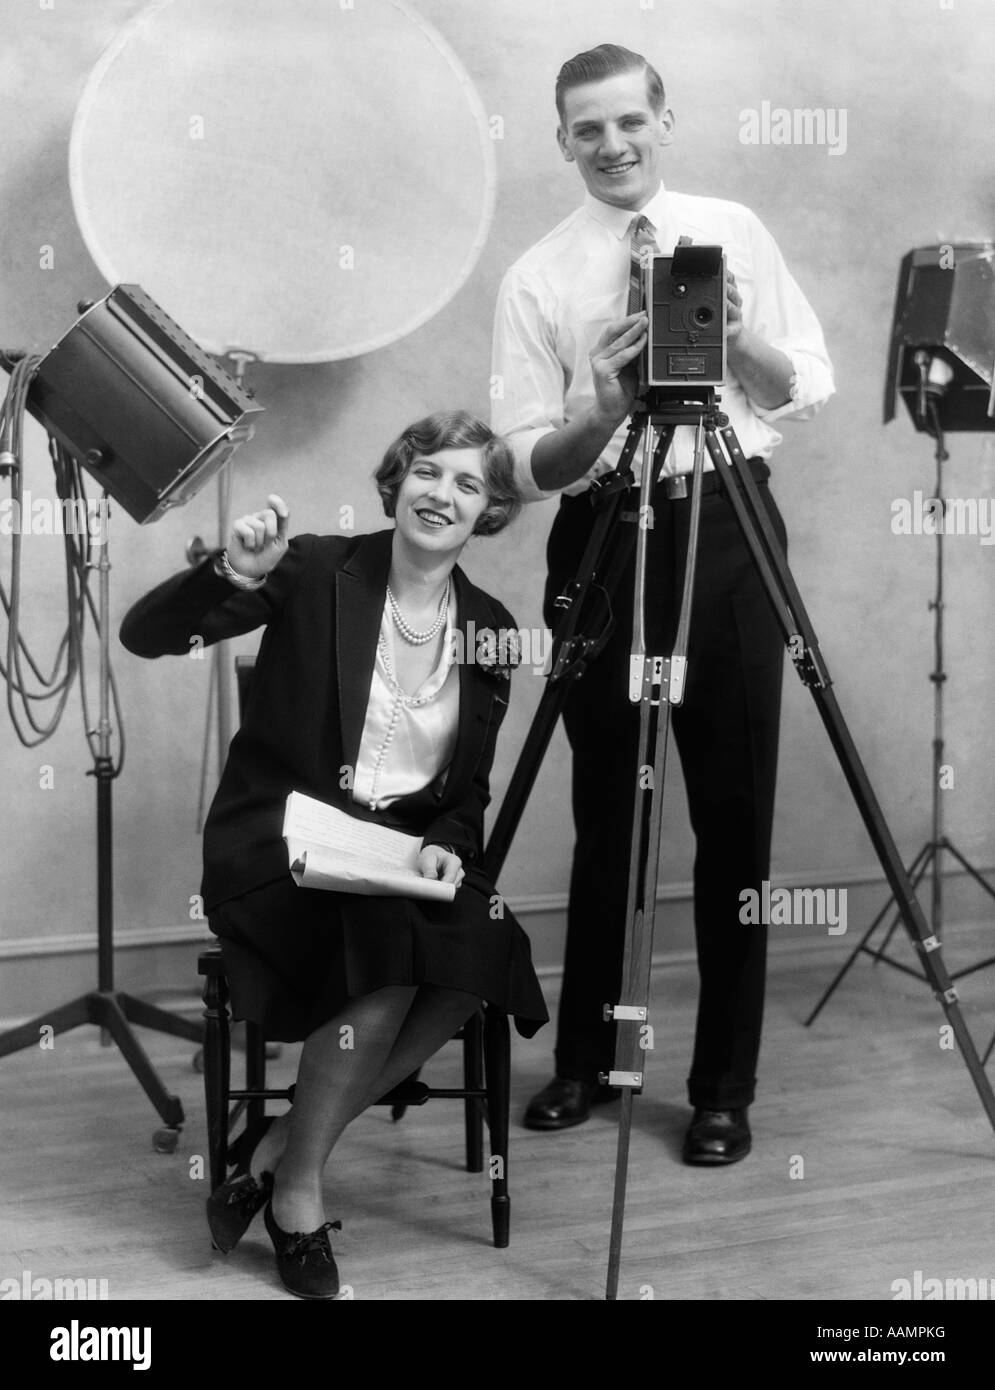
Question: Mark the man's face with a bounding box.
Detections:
[557,70,675,211]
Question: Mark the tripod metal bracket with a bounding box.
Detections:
[668,656,687,705]
[598,1070,643,1089]
[629,654,668,704]
[934,986,959,1005]
[788,635,832,690]
[917,935,942,954]
[602,1004,648,1022]
[588,469,634,501]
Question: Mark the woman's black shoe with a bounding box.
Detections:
[206,1119,275,1253]
[264,1199,342,1300]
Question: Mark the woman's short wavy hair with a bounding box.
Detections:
[374,410,523,537]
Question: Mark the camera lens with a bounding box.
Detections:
[692,306,714,327]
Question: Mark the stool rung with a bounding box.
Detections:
[229,1088,294,1101]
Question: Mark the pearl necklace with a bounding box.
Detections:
[376,632,446,709]
[386,581,449,645]
[367,628,450,810]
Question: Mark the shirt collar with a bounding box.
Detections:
[583,182,671,242]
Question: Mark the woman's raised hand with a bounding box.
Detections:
[228,495,290,580]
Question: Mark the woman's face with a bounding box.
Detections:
[393,447,490,558]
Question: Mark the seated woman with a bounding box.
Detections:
[119,409,547,1299]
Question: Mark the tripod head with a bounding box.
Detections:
[631,382,726,428]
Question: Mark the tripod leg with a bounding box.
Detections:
[935,841,995,980]
[483,487,635,878]
[121,993,204,1043]
[606,1089,635,1298]
[805,842,932,1025]
[0,996,94,1058]
[708,424,995,1132]
[941,840,995,903]
[484,423,673,882]
[605,421,700,1300]
[483,677,577,880]
[95,995,185,1129]
[875,844,934,960]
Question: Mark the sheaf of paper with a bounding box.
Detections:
[291,846,455,902]
[283,791,456,903]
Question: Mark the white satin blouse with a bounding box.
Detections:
[351,593,459,812]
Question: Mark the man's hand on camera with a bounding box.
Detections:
[227,494,290,580]
[589,311,649,428]
[530,312,648,492]
[724,272,795,410]
[725,270,744,348]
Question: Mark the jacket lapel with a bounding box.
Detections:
[335,530,393,773]
[445,564,502,801]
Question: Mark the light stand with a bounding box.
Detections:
[0,491,203,1148]
[808,245,995,1037]
[806,404,995,1033]
[0,287,261,1145]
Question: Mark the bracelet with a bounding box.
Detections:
[214,549,267,591]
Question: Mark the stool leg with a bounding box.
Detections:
[201,969,231,1191]
[245,1020,267,1141]
[463,1010,484,1173]
[483,1005,510,1248]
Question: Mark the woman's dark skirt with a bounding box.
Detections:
[208,865,549,1042]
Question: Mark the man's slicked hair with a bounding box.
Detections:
[555,43,666,125]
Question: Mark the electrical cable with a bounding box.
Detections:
[0,359,124,771]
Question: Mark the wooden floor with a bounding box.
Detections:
[2,935,994,1302]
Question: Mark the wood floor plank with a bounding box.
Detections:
[1,938,994,1300]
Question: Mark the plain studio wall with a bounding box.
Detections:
[0,0,993,1024]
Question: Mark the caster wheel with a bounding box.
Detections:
[153,1127,180,1154]
[192,1047,205,1073]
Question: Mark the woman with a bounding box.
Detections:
[120,410,548,1299]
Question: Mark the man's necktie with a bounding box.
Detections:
[627,214,661,316]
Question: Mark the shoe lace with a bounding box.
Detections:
[287,1219,342,1264]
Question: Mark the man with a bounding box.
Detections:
[491,44,834,1162]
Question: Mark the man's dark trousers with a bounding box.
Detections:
[543,465,787,1110]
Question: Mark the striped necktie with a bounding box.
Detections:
[627,214,661,315]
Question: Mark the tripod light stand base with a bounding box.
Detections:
[0,989,204,1135]
[807,836,995,1027]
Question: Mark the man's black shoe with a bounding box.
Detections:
[682,1107,752,1165]
[523,1076,616,1130]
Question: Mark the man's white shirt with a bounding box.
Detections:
[491,182,835,501]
